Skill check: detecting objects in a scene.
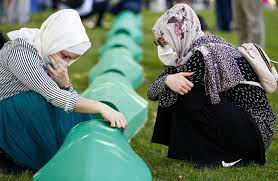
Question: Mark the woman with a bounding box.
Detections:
[0,9,127,171]
[148,4,275,168]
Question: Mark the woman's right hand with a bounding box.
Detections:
[165,72,194,95]
[47,54,71,89]
[74,97,128,130]
[98,103,128,130]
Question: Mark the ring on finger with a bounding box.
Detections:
[53,64,59,69]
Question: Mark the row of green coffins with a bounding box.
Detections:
[90,48,144,89]
[33,11,152,181]
[99,33,143,62]
[33,73,150,180]
[84,71,148,140]
[108,10,143,44]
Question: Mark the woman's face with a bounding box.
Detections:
[56,50,80,63]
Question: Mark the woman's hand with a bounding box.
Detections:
[165,72,194,95]
[47,54,71,89]
[74,98,128,130]
[98,103,128,130]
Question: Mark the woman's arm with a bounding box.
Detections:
[147,51,204,107]
[8,42,127,129]
[74,97,127,129]
[147,75,168,101]
[156,72,194,107]
[8,43,78,112]
[147,66,175,101]
[147,66,194,107]
[165,72,194,95]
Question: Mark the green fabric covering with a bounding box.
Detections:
[99,33,143,62]
[90,71,133,89]
[112,10,142,28]
[33,119,152,181]
[108,11,143,44]
[89,48,144,89]
[108,26,143,45]
[82,76,148,139]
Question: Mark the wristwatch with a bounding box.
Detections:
[63,82,72,91]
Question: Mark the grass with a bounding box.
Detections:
[0,8,278,181]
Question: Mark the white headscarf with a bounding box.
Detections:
[7,9,91,66]
[152,4,204,66]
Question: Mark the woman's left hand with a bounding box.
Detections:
[165,72,194,95]
[47,54,71,89]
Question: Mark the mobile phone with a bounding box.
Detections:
[45,59,53,66]
[43,57,53,68]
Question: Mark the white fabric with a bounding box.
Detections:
[76,0,94,16]
[238,43,278,93]
[157,45,180,66]
[152,4,204,66]
[66,41,90,55]
[7,9,91,66]
[65,41,92,66]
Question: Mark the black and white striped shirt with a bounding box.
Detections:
[0,38,79,112]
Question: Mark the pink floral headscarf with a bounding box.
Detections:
[152,4,205,66]
[153,4,245,104]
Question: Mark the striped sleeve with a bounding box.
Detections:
[7,40,79,112]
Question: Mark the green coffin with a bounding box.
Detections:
[33,120,152,181]
[112,10,142,28]
[108,15,143,44]
[89,48,144,89]
[89,71,133,89]
[99,33,143,62]
[82,76,148,139]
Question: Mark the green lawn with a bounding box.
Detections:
[0,8,278,181]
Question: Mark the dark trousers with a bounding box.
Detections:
[152,84,265,165]
[0,33,7,49]
[215,0,232,31]
[80,1,108,27]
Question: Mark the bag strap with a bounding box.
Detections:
[240,81,263,89]
[271,60,278,65]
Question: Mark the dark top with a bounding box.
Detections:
[147,51,276,150]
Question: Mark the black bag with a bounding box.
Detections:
[61,0,84,8]
[0,33,7,49]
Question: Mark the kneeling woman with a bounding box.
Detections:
[148,4,275,168]
[0,9,127,171]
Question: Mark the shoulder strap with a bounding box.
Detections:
[240,81,263,89]
[238,43,278,93]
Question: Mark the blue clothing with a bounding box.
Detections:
[215,0,232,31]
[110,0,142,14]
[0,91,93,170]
